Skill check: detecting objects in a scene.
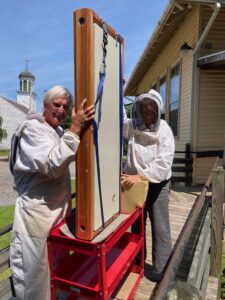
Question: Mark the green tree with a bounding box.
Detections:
[0,116,7,142]
[61,106,72,130]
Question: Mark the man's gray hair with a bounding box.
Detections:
[43,86,73,107]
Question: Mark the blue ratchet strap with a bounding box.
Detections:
[93,22,108,228]
[118,35,123,212]
[95,23,108,127]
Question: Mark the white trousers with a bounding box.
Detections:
[10,231,50,300]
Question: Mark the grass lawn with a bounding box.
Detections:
[0,180,76,281]
[71,179,75,194]
[0,180,76,250]
[0,205,15,250]
[71,179,76,208]
[0,205,14,229]
[0,150,9,157]
[221,254,225,299]
[0,205,14,281]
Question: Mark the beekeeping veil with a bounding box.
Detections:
[132,89,163,132]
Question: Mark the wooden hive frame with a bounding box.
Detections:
[74,8,124,240]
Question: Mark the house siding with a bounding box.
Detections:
[0,97,27,150]
[137,6,200,152]
[193,6,225,184]
[124,3,225,185]
[194,70,225,184]
[197,70,225,149]
[194,157,223,185]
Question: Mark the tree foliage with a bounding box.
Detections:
[0,116,7,142]
[61,106,72,130]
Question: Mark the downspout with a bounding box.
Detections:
[190,1,221,149]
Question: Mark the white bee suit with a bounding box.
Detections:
[10,113,80,300]
[123,93,175,182]
[123,90,175,273]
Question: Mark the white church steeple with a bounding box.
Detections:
[17,60,36,111]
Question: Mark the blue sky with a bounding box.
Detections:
[0,0,168,112]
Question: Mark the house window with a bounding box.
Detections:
[23,80,27,92]
[28,81,32,92]
[169,64,180,136]
[159,76,166,120]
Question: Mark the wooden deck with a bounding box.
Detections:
[132,186,217,300]
[0,184,219,300]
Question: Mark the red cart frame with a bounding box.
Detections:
[47,208,144,300]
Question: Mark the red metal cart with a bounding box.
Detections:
[47,207,144,300]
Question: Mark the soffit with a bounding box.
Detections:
[124,0,225,96]
[124,3,190,95]
[197,50,225,69]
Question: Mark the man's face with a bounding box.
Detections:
[43,97,69,129]
[140,99,158,128]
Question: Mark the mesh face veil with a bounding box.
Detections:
[132,89,163,132]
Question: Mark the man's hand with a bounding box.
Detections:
[121,173,142,189]
[69,99,95,135]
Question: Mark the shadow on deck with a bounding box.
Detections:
[134,184,220,300]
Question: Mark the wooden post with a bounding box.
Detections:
[185,143,192,186]
[223,133,225,168]
[210,166,224,281]
[185,143,191,159]
[222,136,225,242]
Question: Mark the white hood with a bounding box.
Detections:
[132,89,163,132]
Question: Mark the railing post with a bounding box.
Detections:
[210,166,224,281]
[185,143,192,186]
[223,133,225,169]
[185,143,191,159]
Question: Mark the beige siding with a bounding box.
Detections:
[197,70,225,150]
[194,157,223,185]
[0,98,27,150]
[192,6,225,184]
[137,6,200,151]
[193,70,225,184]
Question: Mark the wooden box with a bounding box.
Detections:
[121,181,149,214]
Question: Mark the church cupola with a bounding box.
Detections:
[17,60,36,111]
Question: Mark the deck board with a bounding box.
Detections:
[133,187,198,299]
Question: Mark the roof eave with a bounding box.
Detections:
[123,0,225,96]
[123,1,175,96]
[0,96,29,113]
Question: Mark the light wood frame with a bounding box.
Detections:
[74,8,124,240]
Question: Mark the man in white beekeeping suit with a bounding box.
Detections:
[122,89,175,282]
[9,86,95,299]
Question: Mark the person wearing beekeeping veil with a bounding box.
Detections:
[122,89,175,282]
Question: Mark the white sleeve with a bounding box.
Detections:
[140,127,175,183]
[14,125,80,178]
[123,106,130,139]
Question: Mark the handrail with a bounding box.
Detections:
[175,150,223,158]
[152,157,220,299]
[0,224,13,237]
[175,150,223,155]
